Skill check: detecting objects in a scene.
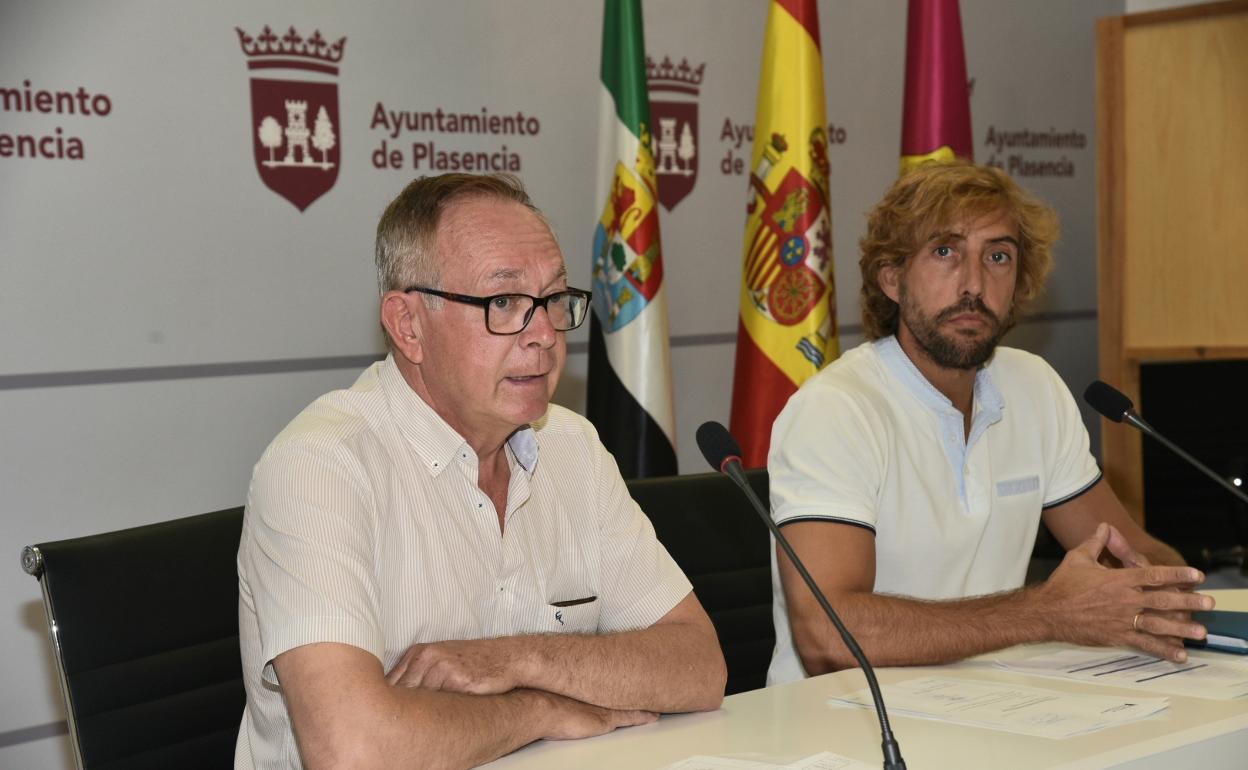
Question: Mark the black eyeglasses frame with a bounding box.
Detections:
[403,285,593,336]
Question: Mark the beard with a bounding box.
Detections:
[898,288,1013,370]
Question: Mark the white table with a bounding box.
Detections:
[484,589,1248,769]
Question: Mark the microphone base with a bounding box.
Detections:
[882,737,906,770]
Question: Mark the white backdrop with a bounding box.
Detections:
[1,1,1123,765]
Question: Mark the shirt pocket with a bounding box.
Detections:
[993,473,1043,525]
[996,475,1040,498]
[544,596,600,633]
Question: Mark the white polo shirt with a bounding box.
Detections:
[766,336,1101,685]
[235,356,691,768]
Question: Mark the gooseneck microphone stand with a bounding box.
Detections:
[696,421,906,770]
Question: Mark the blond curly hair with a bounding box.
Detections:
[858,161,1060,340]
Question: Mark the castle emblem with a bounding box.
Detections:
[236,25,346,211]
[647,56,704,212]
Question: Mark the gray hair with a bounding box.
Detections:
[374,173,543,298]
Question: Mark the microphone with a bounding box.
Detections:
[695,421,906,770]
[1084,380,1248,505]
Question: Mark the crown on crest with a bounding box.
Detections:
[646,56,705,94]
[236,25,347,73]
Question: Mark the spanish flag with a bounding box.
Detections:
[588,0,678,478]
[900,0,973,173]
[729,0,837,468]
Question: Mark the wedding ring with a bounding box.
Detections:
[1132,613,1143,632]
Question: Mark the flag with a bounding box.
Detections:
[729,0,838,468]
[900,0,973,174]
[588,0,677,478]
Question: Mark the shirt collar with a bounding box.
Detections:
[508,427,539,473]
[874,334,1005,421]
[378,355,541,477]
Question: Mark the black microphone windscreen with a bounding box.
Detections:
[1084,380,1134,423]
[696,421,742,471]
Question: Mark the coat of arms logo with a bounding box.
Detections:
[592,134,664,334]
[743,127,834,366]
[647,56,704,212]
[236,25,346,211]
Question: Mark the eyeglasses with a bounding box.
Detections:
[404,286,593,335]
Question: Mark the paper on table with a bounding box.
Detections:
[660,751,874,770]
[660,758,788,770]
[786,752,876,770]
[994,647,1248,700]
[827,676,1169,739]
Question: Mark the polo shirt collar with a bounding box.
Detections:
[874,335,1005,508]
[378,355,541,477]
[874,334,1004,422]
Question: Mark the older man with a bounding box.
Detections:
[236,173,725,769]
[767,161,1213,684]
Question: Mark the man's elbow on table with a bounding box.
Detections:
[653,594,728,711]
[286,687,402,770]
[788,584,883,676]
[791,612,862,676]
[691,644,728,712]
[275,642,465,770]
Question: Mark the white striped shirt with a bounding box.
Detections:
[235,355,691,768]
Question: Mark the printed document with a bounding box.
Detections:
[827,676,1168,739]
[995,647,1248,700]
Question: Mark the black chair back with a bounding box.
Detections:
[627,469,774,695]
[22,507,245,769]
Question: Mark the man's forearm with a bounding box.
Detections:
[792,587,1050,674]
[280,642,657,770]
[512,621,725,713]
[388,596,726,713]
[297,683,652,770]
[389,688,552,770]
[392,621,724,713]
[293,683,549,770]
[790,523,1212,674]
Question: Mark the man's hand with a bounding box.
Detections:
[1100,523,1150,568]
[1101,522,1202,633]
[1037,523,1214,661]
[532,690,658,741]
[387,638,523,695]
